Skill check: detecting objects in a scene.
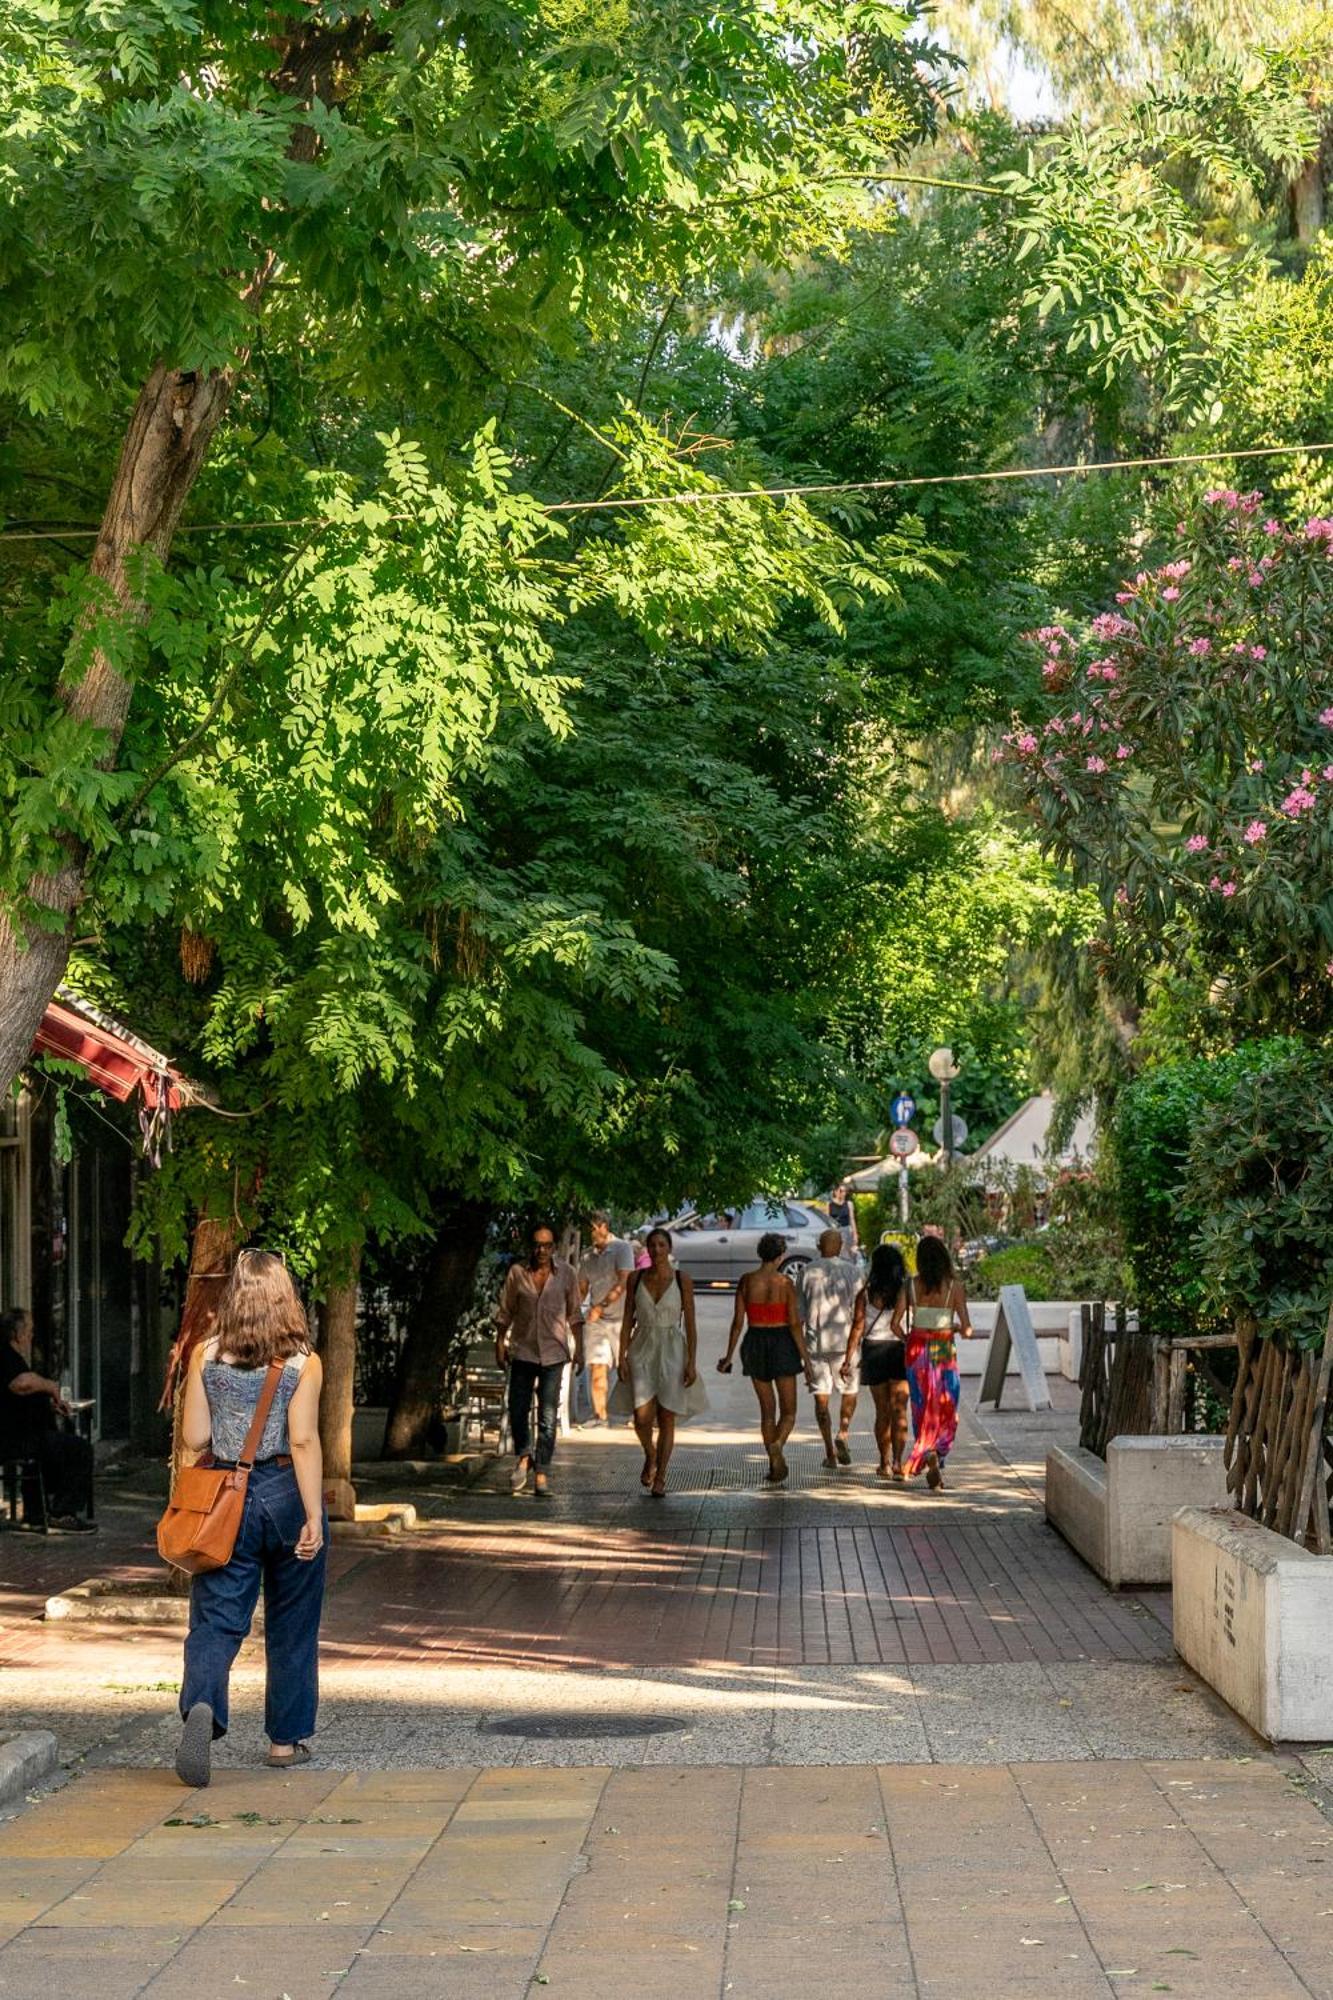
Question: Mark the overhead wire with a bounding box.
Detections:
[1,439,1331,545]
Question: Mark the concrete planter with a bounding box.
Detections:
[1046,1434,1228,1588]
[1173,1507,1333,1742]
[962,1299,1077,1380]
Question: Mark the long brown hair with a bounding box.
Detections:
[210,1250,309,1368]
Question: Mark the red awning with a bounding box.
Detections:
[33,997,186,1111]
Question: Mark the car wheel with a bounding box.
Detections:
[781,1255,810,1277]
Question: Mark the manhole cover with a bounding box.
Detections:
[479,1713,688,1739]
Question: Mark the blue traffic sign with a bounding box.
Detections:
[891,1092,917,1128]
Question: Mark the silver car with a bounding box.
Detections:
[664,1198,828,1286]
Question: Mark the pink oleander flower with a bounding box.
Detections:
[1263,519,1282,536]
[1303,769,1314,785]
[1250,646,1267,660]
[1227,557,1243,571]
[1322,765,1333,784]
[1086,755,1107,773]
[1209,875,1222,890]
[1016,733,1038,755]
[1241,491,1262,514]
[1185,834,1209,853]
[1222,881,1237,897]
[1247,572,1265,588]
[1115,590,1134,604]
[1041,661,1060,681]
[1281,786,1317,817]
[1320,708,1333,726]
[1115,744,1132,760]
[1244,819,1267,844]
[1162,586,1180,601]
[1305,518,1333,543]
[1248,759,1266,774]
[1161,559,1192,579]
[1188,637,1211,656]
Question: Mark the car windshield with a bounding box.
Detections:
[737,1199,786,1230]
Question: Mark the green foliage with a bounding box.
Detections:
[1110,1039,1298,1329]
[1188,1041,1333,1350]
[968,1242,1058,1300]
[1005,494,1333,1044]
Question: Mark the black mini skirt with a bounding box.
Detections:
[859,1339,907,1387]
[741,1326,804,1381]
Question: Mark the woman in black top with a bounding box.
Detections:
[841,1245,910,1480]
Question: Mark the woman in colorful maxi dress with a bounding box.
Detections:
[895,1234,973,1490]
[619,1227,706,1497]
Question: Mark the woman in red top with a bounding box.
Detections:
[718,1232,814,1485]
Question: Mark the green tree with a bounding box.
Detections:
[0,0,944,1094]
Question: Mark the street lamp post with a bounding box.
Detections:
[928,1046,962,1167]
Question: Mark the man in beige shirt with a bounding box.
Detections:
[495,1223,584,1497]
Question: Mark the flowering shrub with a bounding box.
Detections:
[1004,492,1333,1028]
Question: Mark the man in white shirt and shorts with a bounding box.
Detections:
[798,1228,865,1467]
[578,1213,635,1426]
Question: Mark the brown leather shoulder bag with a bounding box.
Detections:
[157,1360,284,1575]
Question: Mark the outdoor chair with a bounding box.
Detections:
[461,1341,510,1451]
[0,1453,49,1533]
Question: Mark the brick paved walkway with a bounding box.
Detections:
[3,1759,1332,1999]
[328,1512,1170,1670]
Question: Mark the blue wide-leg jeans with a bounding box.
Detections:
[180,1460,327,1744]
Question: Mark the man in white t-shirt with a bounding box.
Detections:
[577,1213,635,1426]
[798,1229,865,1467]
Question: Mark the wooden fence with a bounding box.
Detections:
[1223,1313,1333,1551]
[1077,1296,1333,1549]
[1077,1303,1153,1458]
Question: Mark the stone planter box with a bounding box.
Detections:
[1173,1508,1333,1742]
[1046,1434,1228,1587]
[962,1299,1075,1380]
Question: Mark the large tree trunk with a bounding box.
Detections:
[1291,130,1327,245]
[0,20,377,1102]
[384,1199,492,1459]
[318,1249,362,1520]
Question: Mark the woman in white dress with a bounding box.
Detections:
[618,1226,705,1497]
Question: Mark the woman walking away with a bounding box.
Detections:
[903,1234,973,1491]
[619,1228,706,1497]
[841,1244,910,1480]
[719,1233,814,1486]
[176,1251,326,1788]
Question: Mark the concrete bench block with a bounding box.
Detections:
[1045,1444,1108,1579]
[1173,1507,1333,1742]
[1105,1435,1228,1587]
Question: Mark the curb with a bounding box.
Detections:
[0,1731,59,1809]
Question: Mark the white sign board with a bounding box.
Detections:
[975,1284,1051,1412]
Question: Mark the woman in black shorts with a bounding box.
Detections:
[719,1232,814,1485]
[842,1243,910,1480]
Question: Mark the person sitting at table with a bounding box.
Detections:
[0,1307,96,1531]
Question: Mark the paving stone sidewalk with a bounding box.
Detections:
[3,1759,1333,1999]
[4,1301,1321,1997]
